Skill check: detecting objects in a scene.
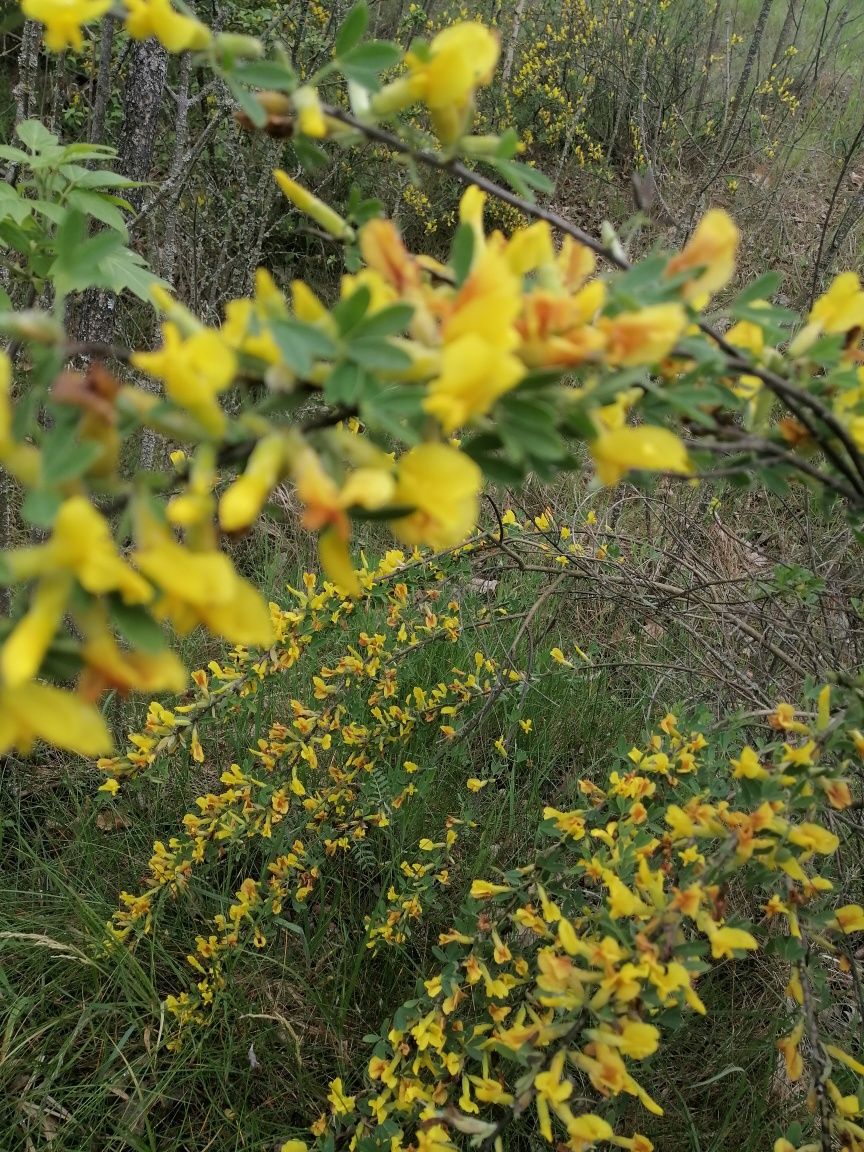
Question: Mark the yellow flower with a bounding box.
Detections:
[79,630,187,699]
[291,85,326,138]
[467,778,489,791]
[598,303,687,366]
[292,446,395,595]
[825,1044,864,1077]
[790,271,864,355]
[590,425,690,486]
[707,925,758,959]
[666,209,740,300]
[390,444,482,550]
[725,312,767,398]
[124,0,211,51]
[1,497,156,688]
[835,905,864,934]
[470,879,511,899]
[777,1022,804,1080]
[280,1141,309,1152]
[787,822,839,855]
[274,170,355,241]
[377,23,499,143]
[219,435,287,532]
[133,514,274,646]
[326,1077,355,1115]
[132,323,236,436]
[22,0,112,51]
[730,746,768,779]
[533,1049,573,1141]
[0,682,111,756]
[423,333,524,432]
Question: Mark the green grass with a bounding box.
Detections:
[0,509,659,1149]
[1,477,852,1151]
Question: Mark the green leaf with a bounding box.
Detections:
[332,284,371,335]
[359,385,424,442]
[232,58,298,91]
[293,136,329,172]
[335,1,369,57]
[491,158,554,200]
[59,166,140,190]
[354,302,414,339]
[450,222,474,286]
[271,318,336,376]
[347,336,412,372]
[41,435,105,485]
[110,599,168,654]
[733,270,782,307]
[0,183,32,225]
[0,144,29,164]
[98,246,167,301]
[67,188,129,235]
[16,119,59,152]
[325,360,367,405]
[20,488,62,528]
[60,142,116,160]
[338,41,401,90]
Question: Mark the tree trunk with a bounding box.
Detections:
[11,20,40,129]
[720,0,775,154]
[501,0,527,88]
[690,0,722,133]
[77,39,168,346]
[90,14,116,144]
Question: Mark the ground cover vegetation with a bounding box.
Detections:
[1,2,864,1151]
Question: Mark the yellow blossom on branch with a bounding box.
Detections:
[666,209,740,301]
[390,443,481,550]
[132,323,236,437]
[124,0,211,51]
[21,0,112,51]
[590,425,691,486]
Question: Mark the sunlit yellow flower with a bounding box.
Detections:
[133,512,274,646]
[730,745,768,779]
[470,879,511,899]
[790,271,864,355]
[291,85,326,138]
[376,23,499,143]
[124,0,211,52]
[390,444,481,550]
[590,425,690,486]
[598,303,687,366]
[326,1077,355,1115]
[707,924,758,959]
[666,209,740,301]
[423,333,524,431]
[274,170,354,241]
[22,0,112,51]
[132,322,236,436]
[835,905,864,933]
[0,681,111,756]
[219,435,288,532]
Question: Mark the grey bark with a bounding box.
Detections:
[78,39,168,346]
[90,15,117,145]
[156,53,192,289]
[720,0,775,153]
[11,20,40,129]
[690,0,722,133]
[501,0,527,88]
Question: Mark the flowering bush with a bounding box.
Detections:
[2,3,864,1151]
